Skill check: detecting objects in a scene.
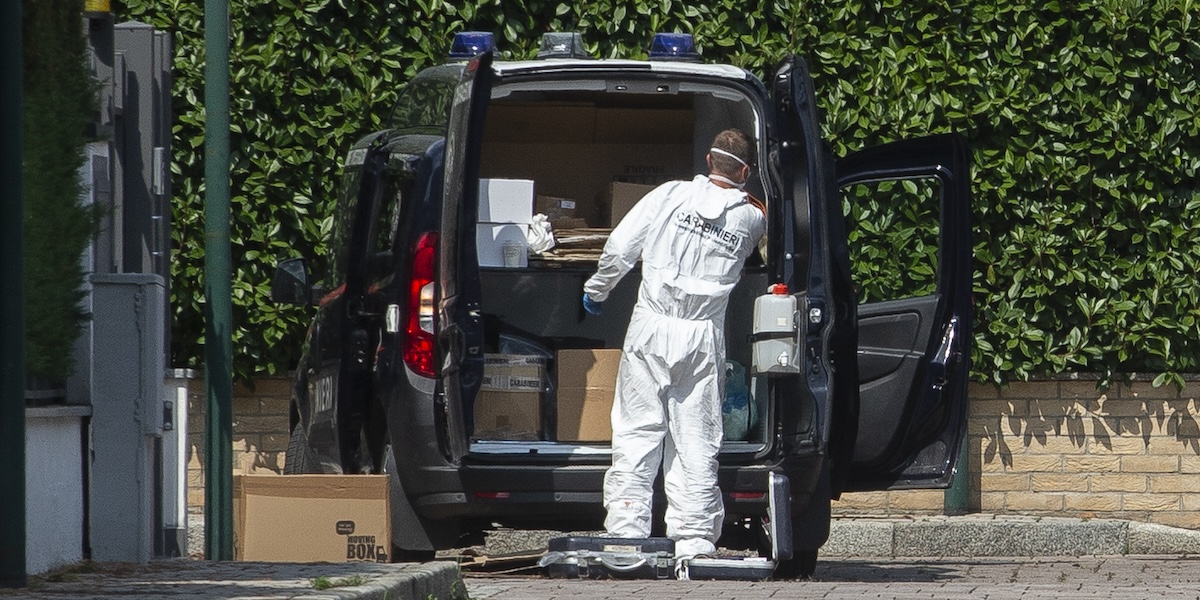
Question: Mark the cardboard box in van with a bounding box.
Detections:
[475,354,546,440]
[233,474,390,563]
[536,194,583,222]
[605,182,657,227]
[556,349,622,442]
[479,178,535,223]
[477,223,529,268]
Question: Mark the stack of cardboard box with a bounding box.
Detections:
[474,354,548,440]
[477,178,534,268]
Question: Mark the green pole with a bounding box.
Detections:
[203,0,233,561]
[944,414,971,516]
[0,0,26,586]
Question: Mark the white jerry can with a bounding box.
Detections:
[751,283,800,375]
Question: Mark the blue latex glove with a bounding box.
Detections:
[582,294,603,316]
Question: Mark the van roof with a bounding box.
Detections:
[492,58,752,82]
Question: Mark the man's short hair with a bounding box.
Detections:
[709,128,756,177]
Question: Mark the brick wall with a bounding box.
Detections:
[186,376,292,510]
[833,378,1200,530]
[188,376,1200,530]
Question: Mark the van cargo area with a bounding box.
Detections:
[468,84,772,455]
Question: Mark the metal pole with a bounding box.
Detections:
[203,0,233,561]
[0,0,27,586]
[944,414,972,516]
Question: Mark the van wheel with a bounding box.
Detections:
[774,549,817,579]
[390,546,436,563]
[284,423,317,474]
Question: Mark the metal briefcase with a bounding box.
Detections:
[539,536,676,580]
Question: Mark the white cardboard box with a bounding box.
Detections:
[479,178,535,223]
[477,223,529,268]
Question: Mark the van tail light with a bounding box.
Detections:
[403,232,438,378]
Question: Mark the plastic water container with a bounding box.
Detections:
[751,284,799,375]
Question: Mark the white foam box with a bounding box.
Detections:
[478,178,535,223]
[477,223,529,268]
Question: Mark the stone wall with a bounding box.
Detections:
[186,377,292,510]
[187,376,1200,530]
[833,378,1200,530]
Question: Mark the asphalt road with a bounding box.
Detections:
[463,555,1200,599]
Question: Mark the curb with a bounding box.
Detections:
[299,562,463,600]
[825,515,1200,557]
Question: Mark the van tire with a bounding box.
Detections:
[390,546,436,563]
[284,423,317,474]
[775,549,818,579]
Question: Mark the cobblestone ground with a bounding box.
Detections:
[465,556,1200,600]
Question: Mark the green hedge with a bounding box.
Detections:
[24,0,99,384]
[117,0,1200,386]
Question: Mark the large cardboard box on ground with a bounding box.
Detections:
[605,182,658,227]
[475,354,547,440]
[233,474,390,563]
[556,349,622,442]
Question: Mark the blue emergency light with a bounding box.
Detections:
[648,32,700,61]
[449,31,495,60]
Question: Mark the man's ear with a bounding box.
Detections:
[705,154,713,172]
[740,164,751,182]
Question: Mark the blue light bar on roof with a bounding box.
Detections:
[449,31,495,60]
[648,33,700,61]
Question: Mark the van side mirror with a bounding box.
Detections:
[271,257,312,305]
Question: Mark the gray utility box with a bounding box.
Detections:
[87,273,166,563]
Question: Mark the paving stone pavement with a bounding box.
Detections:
[463,555,1200,600]
[6,516,1200,599]
[0,560,463,600]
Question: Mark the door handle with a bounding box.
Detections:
[438,324,466,374]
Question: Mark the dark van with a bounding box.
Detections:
[271,32,972,577]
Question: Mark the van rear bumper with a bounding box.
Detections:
[404,453,825,521]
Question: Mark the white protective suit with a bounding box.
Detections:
[584,174,766,557]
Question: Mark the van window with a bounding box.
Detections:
[843,177,941,302]
[326,167,363,288]
[386,65,461,134]
[364,166,414,286]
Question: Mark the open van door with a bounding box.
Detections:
[836,134,972,490]
[436,52,493,463]
[769,55,859,479]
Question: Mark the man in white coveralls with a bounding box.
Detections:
[582,128,767,566]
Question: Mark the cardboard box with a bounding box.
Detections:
[475,354,547,440]
[606,182,657,227]
[535,194,581,220]
[482,354,548,392]
[477,223,528,268]
[555,349,622,442]
[478,178,534,223]
[480,143,692,226]
[474,390,542,440]
[233,474,390,563]
[595,108,694,144]
[483,103,596,144]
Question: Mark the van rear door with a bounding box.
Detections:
[436,52,493,463]
[769,56,857,474]
[836,134,973,490]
